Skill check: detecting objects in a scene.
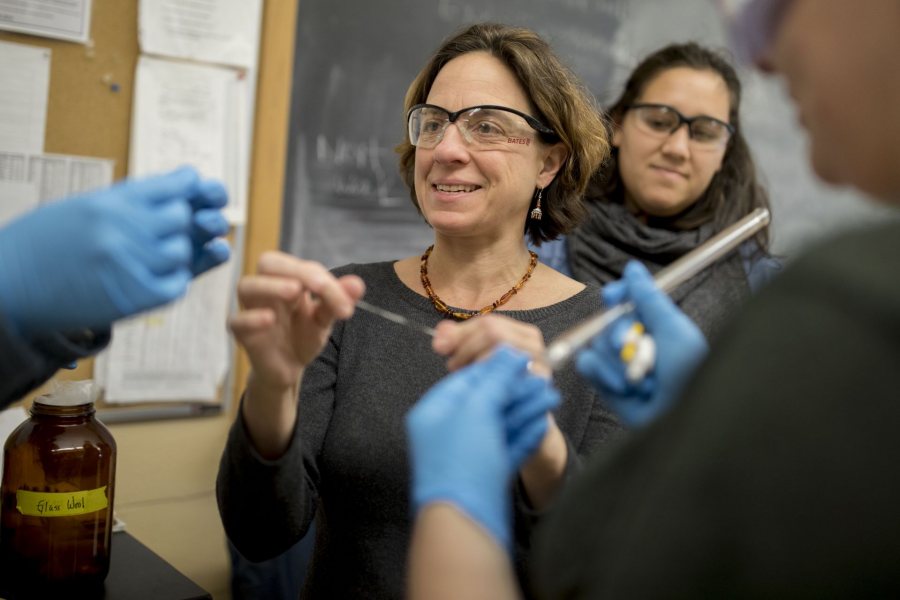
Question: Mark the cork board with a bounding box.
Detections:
[0,0,297,421]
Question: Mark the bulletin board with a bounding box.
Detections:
[0,0,297,421]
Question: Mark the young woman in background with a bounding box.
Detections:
[537,42,778,340]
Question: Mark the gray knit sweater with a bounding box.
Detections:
[217,261,621,599]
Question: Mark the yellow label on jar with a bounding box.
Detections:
[16,487,108,517]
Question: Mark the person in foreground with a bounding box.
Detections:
[537,41,778,341]
[0,166,231,408]
[218,23,617,599]
[406,1,900,597]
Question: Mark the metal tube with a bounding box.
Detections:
[544,207,771,370]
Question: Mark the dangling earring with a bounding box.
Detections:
[530,187,543,221]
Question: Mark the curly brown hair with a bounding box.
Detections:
[396,23,609,244]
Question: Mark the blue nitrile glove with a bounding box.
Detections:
[503,373,559,469]
[0,166,231,336]
[576,261,708,428]
[189,179,231,276]
[407,346,559,549]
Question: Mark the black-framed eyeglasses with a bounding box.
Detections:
[407,103,557,150]
[626,103,734,148]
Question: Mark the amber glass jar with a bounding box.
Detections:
[1,392,116,592]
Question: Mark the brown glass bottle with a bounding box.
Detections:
[1,397,116,592]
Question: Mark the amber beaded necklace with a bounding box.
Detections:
[419,245,539,320]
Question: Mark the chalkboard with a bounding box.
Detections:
[282,0,888,267]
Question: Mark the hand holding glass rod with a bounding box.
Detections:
[544,207,771,371]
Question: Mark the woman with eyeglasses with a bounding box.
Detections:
[538,42,779,340]
[218,23,617,599]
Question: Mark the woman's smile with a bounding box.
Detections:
[433,181,482,193]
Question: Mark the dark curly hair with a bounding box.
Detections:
[397,22,609,244]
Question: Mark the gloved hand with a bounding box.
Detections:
[189,179,231,276]
[407,346,559,549]
[576,261,708,428]
[0,166,231,336]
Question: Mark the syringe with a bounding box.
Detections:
[544,207,771,370]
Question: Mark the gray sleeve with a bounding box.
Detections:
[216,323,342,561]
[509,286,624,591]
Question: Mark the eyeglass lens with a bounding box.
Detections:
[409,106,538,149]
[632,105,731,146]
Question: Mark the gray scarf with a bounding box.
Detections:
[567,201,750,340]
